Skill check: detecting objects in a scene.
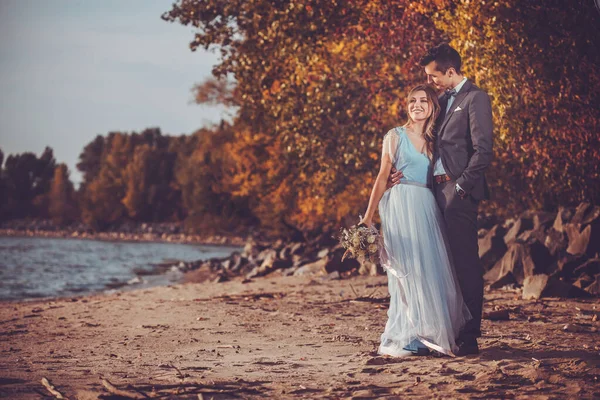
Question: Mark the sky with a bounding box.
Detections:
[0,0,228,185]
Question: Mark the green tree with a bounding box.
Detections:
[2,147,56,219]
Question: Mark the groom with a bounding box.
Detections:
[391,43,493,356]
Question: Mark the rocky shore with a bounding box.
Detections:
[0,219,245,246]
[174,202,600,300]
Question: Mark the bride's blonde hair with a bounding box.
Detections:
[403,84,440,158]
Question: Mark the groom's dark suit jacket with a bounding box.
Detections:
[434,80,493,200]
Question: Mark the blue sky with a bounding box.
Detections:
[0,0,228,185]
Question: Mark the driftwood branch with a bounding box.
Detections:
[101,378,147,399]
[41,377,66,399]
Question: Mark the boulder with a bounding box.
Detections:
[488,272,517,289]
[581,205,600,225]
[555,254,588,279]
[478,225,508,271]
[544,229,567,257]
[504,218,534,245]
[573,258,600,277]
[484,241,552,285]
[573,274,595,289]
[522,274,549,300]
[358,261,379,276]
[517,228,546,244]
[523,274,591,299]
[292,254,309,267]
[317,248,330,259]
[532,212,556,230]
[245,249,283,278]
[584,274,600,295]
[293,258,328,276]
[289,242,305,256]
[552,206,575,233]
[570,202,592,225]
[565,223,599,257]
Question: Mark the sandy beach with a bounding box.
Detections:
[1,273,599,399]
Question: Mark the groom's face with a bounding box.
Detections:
[424,61,452,90]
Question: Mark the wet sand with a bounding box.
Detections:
[1,274,599,399]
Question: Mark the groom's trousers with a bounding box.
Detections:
[434,180,484,340]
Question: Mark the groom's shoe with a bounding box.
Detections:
[403,339,430,356]
[455,338,479,357]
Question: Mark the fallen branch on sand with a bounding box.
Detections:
[41,377,67,399]
[101,378,147,399]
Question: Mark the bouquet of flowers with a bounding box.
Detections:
[339,216,385,264]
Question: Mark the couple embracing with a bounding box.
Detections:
[360,44,493,357]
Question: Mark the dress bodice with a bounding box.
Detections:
[383,126,432,186]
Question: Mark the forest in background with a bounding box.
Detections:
[1,0,599,238]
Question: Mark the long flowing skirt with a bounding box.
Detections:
[378,183,471,356]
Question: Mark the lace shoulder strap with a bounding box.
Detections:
[382,127,401,164]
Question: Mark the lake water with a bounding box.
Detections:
[0,236,241,301]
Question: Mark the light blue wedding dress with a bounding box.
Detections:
[377,126,471,357]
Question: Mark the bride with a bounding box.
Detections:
[360,84,471,357]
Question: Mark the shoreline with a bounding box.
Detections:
[0,228,247,247]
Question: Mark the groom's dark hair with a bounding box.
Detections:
[420,43,462,75]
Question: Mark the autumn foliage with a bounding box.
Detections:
[1,1,598,237]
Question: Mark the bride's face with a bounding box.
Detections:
[408,90,432,122]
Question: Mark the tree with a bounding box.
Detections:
[175,124,257,234]
[163,0,442,233]
[418,0,600,212]
[1,147,56,219]
[76,135,105,191]
[79,133,131,229]
[48,163,78,225]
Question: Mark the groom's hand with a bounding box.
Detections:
[387,167,404,189]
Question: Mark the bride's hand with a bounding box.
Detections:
[359,217,372,227]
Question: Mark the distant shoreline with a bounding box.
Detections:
[0,228,246,247]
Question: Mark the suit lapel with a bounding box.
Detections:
[438,80,472,135]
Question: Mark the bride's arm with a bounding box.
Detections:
[361,153,394,226]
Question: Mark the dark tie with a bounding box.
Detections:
[444,88,457,100]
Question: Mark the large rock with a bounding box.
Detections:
[555,254,588,279]
[544,228,567,257]
[565,223,599,257]
[484,241,553,285]
[552,207,575,233]
[289,242,305,256]
[293,258,328,276]
[517,228,546,244]
[504,218,534,245]
[358,261,380,276]
[584,274,600,295]
[245,249,292,278]
[522,274,591,299]
[573,258,600,277]
[570,202,597,225]
[478,225,508,271]
[532,212,556,230]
